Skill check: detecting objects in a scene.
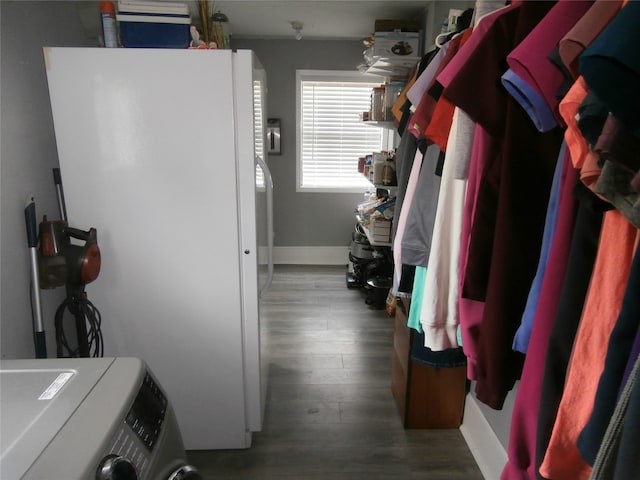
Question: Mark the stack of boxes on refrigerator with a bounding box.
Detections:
[116,0,191,48]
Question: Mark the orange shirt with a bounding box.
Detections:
[424,28,474,152]
[539,210,640,480]
[559,76,589,171]
[558,76,609,197]
[391,66,418,123]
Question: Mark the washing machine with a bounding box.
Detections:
[0,356,202,480]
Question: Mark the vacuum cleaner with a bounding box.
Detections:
[24,168,103,358]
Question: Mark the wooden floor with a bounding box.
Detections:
[187,265,484,479]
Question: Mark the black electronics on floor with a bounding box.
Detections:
[346,222,393,309]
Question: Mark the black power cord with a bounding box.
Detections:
[54,292,103,358]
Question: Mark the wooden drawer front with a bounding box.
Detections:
[406,363,467,428]
[393,297,410,373]
[391,349,408,422]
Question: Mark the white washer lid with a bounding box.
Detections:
[0,357,116,479]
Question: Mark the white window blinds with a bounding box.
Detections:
[297,71,385,191]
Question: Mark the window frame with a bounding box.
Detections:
[296,69,388,193]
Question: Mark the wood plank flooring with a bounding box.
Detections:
[187,265,484,479]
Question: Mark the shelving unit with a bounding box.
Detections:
[372,183,397,193]
[366,56,421,80]
[356,117,397,248]
[363,120,397,129]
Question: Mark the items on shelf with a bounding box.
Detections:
[359,19,423,81]
[372,31,420,59]
[356,193,395,220]
[99,2,118,48]
[347,180,395,306]
[105,1,231,50]
[365,83,407,123]
[359,150,397,187]
[115,0,191,48]
[347,220,394,310]
[371,86,386,121]
[210,11,230,49]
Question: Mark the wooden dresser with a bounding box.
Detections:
[391,297,468,428]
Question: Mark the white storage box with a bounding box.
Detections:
[373,31,421,58]
[118,0,189,15]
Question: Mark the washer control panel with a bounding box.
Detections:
[101,371,169,480]
[125,372,168,450]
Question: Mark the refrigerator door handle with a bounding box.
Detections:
[256,155,274,297]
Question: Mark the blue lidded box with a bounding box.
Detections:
[117,12,191,48]
[116,0,190,47]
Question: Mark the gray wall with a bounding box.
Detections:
[473,381,517,450]
[233,38,370,248]
[1,1,91,359]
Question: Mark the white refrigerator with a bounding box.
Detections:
[43,47,274,450]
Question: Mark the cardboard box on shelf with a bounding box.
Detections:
[373,31,421,58]
[374,19,420,32]
[370,218,392,242]
[372,221,391,232]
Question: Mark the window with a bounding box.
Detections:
[296,70,387,192]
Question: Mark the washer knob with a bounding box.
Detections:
[96,455,138,480]
[167,464,202,480]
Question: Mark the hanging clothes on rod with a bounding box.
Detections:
[386,0,640,478]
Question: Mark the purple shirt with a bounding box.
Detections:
[507,0,594,125]
[512,142,567,354]
[502,68,557,132]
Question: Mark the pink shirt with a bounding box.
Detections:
[501,149,579,479]
[507,0,593,125]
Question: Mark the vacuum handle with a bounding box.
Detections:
[52,168,68,222]
[24,195,38,248]
[65,226,96,242]
[53,167,62,185]
[34,331,47,359]
[24,194,47,358]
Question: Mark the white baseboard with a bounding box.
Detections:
[460,393,508,480]
[259,246,350,265]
